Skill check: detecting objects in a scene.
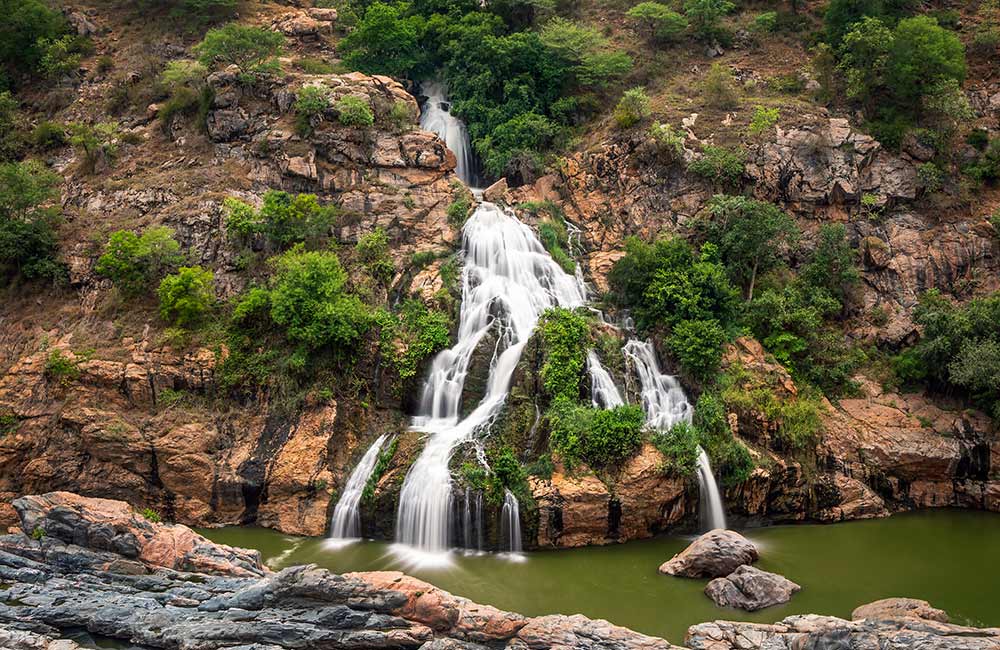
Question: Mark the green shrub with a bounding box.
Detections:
[335,95,375,127]
[486,445,530,504]
[720,367,824,451]
[158,60,211,132]
[446,191,472,228]
[38,35,83,79]
[648,121,685,162]
[31,121,66,150]
[95,226,183,296]
[375,300,450,381]
[194,23,285,83]
[0,160,64,282]
[68,122,120,173]
[747,105,779,139]
[294,57,337,74]
[549,401,645,468]
[140,507,162,524]
[295,85,330,136]
[45,349,79,386]
[225,191,337,250]
[702,63,739,109]
[626,2,689,44]
[917,161,945,194]
[687,144,745,187]
[652,421,700,477]
[0,411,18,435]
[0,0,68,83]
[683,0,735,42]
[338,2,424,79]
[31,526,45,540]
[669,318,725,380]
[0,91,25,160]
[751,11,778,34]
[613,87,651,129]
[990,211,1000,236]
[386,101,412,132]
[355,227,395,283]
[158,266,215,327]
[479,112,557,179]
[538,308,590,402]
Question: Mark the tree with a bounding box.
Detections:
[225,190,336,250]
[478,112,556,178]
[669,318,726,379]
[0,0,67,85]
[194,24,285,82]
[885,16,966,111]
[837,16,892,110]
[701,195,798,301]
[338,2,425,78]
[613,87,651,129]
[0,91,25,161]
[267,247,371,351]
[0,161,63,281]
[95,227,183,295]
[626,2,689,44]
[540,17,632,89]
[800,224,859,304]
[682,0,735,41]
[158,266,215,327]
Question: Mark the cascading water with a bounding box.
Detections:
[622,339,726,531]
[419,81,475,185]
[395,199,585,559]
[587,350,624,409]
[327,434,389,543]
[500,489,523,554]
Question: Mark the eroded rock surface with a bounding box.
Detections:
[659,530,759,578]
[704,565,801,611]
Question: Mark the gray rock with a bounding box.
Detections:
[659,530,759,578]
[704,565,801,611]
[852,597,949,623]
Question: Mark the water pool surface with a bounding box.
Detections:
[200,509,1000,644]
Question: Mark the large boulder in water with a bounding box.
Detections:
[658,529,759,578]
[704,565,801,611]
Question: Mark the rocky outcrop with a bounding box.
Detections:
[703,565,801,611]
[852,597,950,623]
[685,605,1000,650]
[13,491,266,576]
[658,530,759,579]
[0,493,678,650]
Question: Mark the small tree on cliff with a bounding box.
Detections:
[194,23,285,83]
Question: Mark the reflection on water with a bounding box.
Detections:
[200,509,1000,644]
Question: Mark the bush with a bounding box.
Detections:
[194,24,285,83]
[362,436,399,503]
[885,16,966,111]
[548,401,645,468]
[225,191,336,250]
[651,421,700,477]
[375,300,450,381]
[68,122,120,173]
[140,507,162,523]
[523,200,574,274]
[295,86,330,136]
[613,87,651,129]
[701,63,738,109]
[648,121,685,162]
[687,144,745,187]
[0,91,25,160]
[446,191,472,228]
[747,105,779,139]
[31,121,66,150]
[45,349,79,386]
[38,35,82,79]
[479,112,556,178]
[538,307,590,402]
[158,266,215,327]
[626,2,689,44]
[682,0,735,42]
[158,60,211,132]
[267,247,371,351]
[338,2,424,79]
[95,226,183,296]
[386,101,412,132]
[669,318,725,380]
[751,11,778,34]
[335,95,375,127]
[0,160,64,281]
[0,0,68,83]
[356,227,395,283]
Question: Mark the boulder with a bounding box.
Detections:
[658,529,759,578]
[704,565,801,611]
[852,597,949,623]
[12,492,267,577]
[482,178,510,204]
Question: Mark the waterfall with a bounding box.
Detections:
[696,446,727,531]
[587,350,624,409]
[419,81,474,186]
[623,339,726,531]
[395,202,585,556]
[500,489,523,553]
[463,487,473,549]
[328,434,388,542]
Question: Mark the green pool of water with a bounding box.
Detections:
[199,509,1000,644]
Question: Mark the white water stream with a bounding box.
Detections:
[327,433,388,544]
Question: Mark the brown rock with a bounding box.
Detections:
[704,565,801,611]
[659,529,759,578]
[852,597,950,623]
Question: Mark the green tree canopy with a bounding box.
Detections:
[194,23,285,81]
[0,161,63,281]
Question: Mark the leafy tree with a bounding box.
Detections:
[158,60,211,132]
[194,24,285,83]
[267,247,371,351]
[747,105,779,139]
[225,190,336,250]
[823,0,916,46]
[0,161,63,281]
[68,122,120,173]
[95,227,183,295]
[158,266,215,327]
[626,2,689,44]
[356,227,395,283]
[885,16,966,110]
[613,87,651,129]
[669,318,726,379]
[375,299,450,381]
[0,91,25,161]
[799,224,859,304]
[479,112,556,178]
[0,0,67,84]
[540,17,631,89]
[339,2,425,78]
[38,35,82,79]
[700,195,799,301]
[682,0,735,41]
[538,307,590,402]
[548,401,645,468]
[335,95,375,127]
[837,16,892,109]
[649,121,685,162]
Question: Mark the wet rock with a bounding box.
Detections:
[852,597,949,623]
[658,530,759,578]
[704,565,801,611]
[482,178,510,204]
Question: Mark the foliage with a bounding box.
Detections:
[335,95,375,127]
[38,35,82,79]
[0,92,24,161]
[626,2,689,44]
[479,112,556,177]
[375,300,450,381]
[823,0,916,46]
[140,507,162,523]
[158,60,212,133]
[486,445,530,503]
[45,349,79,386]
[356,227,395,283]
[158,266,215,327]
[548,401,645,468]
[669,318,726,380]
[362,436,399,503]
[651,421,700,477]
[266,247,371,352]
[194,24,285,83]
[0,0,67,84]
[691,391,754,486]
[225,191,337,250]
[720,366,824,451]
[747,105,779,139]
[540,17,631,90]
[682,0,735,42]
[339,2,425,79]
[538,307,590,402]
[523,201,574,274]
[613,87,651,129]
[701,63,739,109]
[687,144,745,187]
[95,227,184,296]
[446,191,472,228]
[648,121,685,163]
[0,161,63,282]
[799,223,859,304]
[608,236,739,334]
[966,139,1000,184]
[68,122,120,173]
[700,195,798,301]
[31,121,67,150]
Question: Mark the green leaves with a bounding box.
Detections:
[538,307,590,403]
[95,227,183,296]
[339,2,425,78]
[158,266,215,327]
[548,400,645,469]
[194,23,285,82]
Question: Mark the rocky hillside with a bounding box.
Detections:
[0,0,999,549]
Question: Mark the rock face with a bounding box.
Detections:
[13,491,266,577]
[658,530,759,578]
[0,493,679,650]
[852,597,950,623]
[704,565,801,611]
